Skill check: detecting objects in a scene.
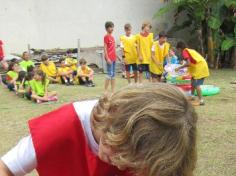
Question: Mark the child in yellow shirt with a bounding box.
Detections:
[150,32,170,82]
[136,21,153,83]
[76,58,95,87]
[120,23,138,84]
[175,41,210,105]
[39,55,58,83]
[58,58,74,86]
[65,51,78,76]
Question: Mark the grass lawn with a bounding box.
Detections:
[0,70,236,176]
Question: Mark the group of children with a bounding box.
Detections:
[104,21,209,105]
[1,51,95,103]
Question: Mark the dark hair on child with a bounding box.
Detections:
[17,71,26,83]
[35,70,46,86]
[59,58,65,63]
[124,23,132,30]
[79,58,87,65]
[176,41,187,50]
[27,65,34,73]
[159,31,167,38]
[10,58,18,63]
[41,55,48,62]
[105,21,114,29]
[8,62,17,71]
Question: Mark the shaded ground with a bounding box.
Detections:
[0,70,236,176]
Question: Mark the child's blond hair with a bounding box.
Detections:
[142,21,152,30]
[92,83,197,176]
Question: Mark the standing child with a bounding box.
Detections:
[58,58,74,86]
[0,84,198,176]
[39,55,58,83]
[104,21,116,93]
[19,51,35,72]
[29,70,57,103]
[77,58,95,87]
[175,41,210,105]
[5,62,19,91]
[120,23,138,84]
[136,21,154,83]
[150,32,170,82]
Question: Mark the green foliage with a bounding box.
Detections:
[208,16,222,30]
[221,38,236,51]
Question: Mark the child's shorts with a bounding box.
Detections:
[125,63,137,72]
[151,72,162,79]
[192,78,205,87]
[138,64,149,73]
[106,62,116,79]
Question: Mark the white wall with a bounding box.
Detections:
[0,0,172,54]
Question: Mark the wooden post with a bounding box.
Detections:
[27,44,31,58]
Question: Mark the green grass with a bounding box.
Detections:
[0,70,236,176]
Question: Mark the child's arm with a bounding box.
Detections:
[104,43,112,64]
[0,161,14,176]
[175,59,190,71]
[151,51,161,66]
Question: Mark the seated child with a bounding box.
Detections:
[5,62,20,91]
[57,58,74,86]
[29,70,57,103]
[39,55,58,83]
[77,58,95,87]
[65,50,78,76]
[19,51,35,72]
[15,71,27,97]
[0,84,198,176]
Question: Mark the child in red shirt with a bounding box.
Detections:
[104,21,116,93]
[0,40,8,70]
[0,84,198,176]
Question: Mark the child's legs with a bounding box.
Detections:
[151,72,162,83]
[110,62,116,93]
[132,64,138,83]
[192,78,204,100]
[78,76,87,85]
[31,94,48,101]
[125,64,131,83]
[48,91,57,97]
[138,64,144,83]
[105,62,115,91]
[7,83,15,91]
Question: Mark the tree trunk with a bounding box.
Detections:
[207,27,215,68]
[232,46,236,69]
[197,25,205,57]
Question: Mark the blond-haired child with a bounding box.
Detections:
[0,83,197,176]
[58,58,74,86]
[120,23,138,84]
[136,21,154,83]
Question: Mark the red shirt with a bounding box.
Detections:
[0,40,4,61]
[182,49,196,64]
[29,103,132,176]
[104,34,116,61]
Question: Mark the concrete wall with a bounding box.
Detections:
[0,0,172,54]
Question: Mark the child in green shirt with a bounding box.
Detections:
[29,70,57,103]
[19,51,35,72]
[5,62,19,91]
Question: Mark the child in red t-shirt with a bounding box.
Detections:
[0,40,8,70]
[104,21,116,93]
[0,84,198,176]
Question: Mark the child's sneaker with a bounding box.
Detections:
[199,99,205,106]
[36,99,43,104]
[65,82,70,86]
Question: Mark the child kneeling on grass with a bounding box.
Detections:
[0,83,197,176]
[28,70,57,103]
[77,58,95,87]
[58,58,74,86]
